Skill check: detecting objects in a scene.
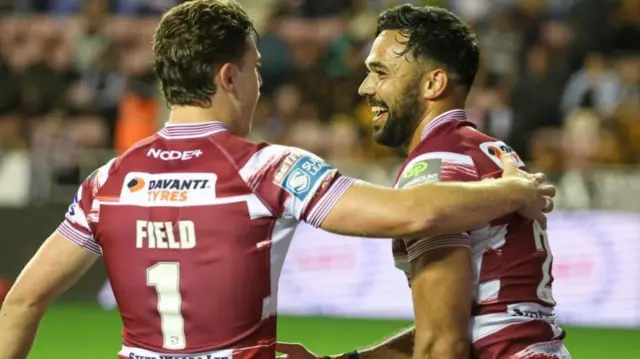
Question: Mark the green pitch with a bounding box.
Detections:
[29,304,639,358]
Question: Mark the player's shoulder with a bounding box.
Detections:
[397,123,476,184]
[457,125,526,172]
[79,157,118,200]
[111,134,160,170]
[211,132,321,167]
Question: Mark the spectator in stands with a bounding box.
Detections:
[0,0,637,206]
[561,52,621,117]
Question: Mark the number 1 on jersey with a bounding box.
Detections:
[147,262,186,350]
[532,221,556,306]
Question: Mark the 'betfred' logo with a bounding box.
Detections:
[121,172,216,206]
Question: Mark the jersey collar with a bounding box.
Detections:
[420,109,467,141]
[158,121,227,139]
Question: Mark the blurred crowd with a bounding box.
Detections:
[0,0,638,199]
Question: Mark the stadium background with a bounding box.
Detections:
[0,0,638,357]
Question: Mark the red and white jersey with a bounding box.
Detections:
[58,122,354,359]
[392,110,570,359]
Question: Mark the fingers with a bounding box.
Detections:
[539,184,556,198]
[542,197,554,213]
[529,172,547,185]
[500,155,518,175]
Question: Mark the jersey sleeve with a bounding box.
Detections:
[239,145,355,227]
[56,158,116,255]
[396,151,480,262]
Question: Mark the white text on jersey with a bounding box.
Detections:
[147,148,203,161]
[136,220,196,249]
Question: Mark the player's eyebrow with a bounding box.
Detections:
[366,60,389,72]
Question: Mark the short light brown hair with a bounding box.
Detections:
[153,0,257,107]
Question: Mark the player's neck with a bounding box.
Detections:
[405,103,462,153]
[167,105,236,131]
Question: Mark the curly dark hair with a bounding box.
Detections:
[153,0,258,107]
[376,4,479,92]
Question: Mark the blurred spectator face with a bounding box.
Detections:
[584,53,606,74]
[287,117,326,154]
[358,30,424,148]
[541,21,572,51]
[292,42,320,70]
[562,109,601,166]
[274,84,302,118]
[616,56,640,84]
[0,114,23,149]
[69,115,107,148]
[527,45,548,75]
[329,119,359,158]
[8,40,39,71]
[51,41,74,70]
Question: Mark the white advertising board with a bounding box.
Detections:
[277,211,640,327]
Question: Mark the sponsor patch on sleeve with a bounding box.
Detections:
[396,158,442,188]
[274,154,334,201]
[479,140,525,169]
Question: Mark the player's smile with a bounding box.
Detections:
[371,105,389,129]
[368,97,389,130]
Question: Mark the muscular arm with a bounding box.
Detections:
[251,145,549,238]
[341,247,472,359]
[321,177,530,239]
[409,246,472,359]
[0,232,99,359]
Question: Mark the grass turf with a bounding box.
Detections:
[28,304,639,358]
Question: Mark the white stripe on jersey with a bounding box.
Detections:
[471,302,558,341]
[158,122,227,139]
[238,144,291,189]
[99,193,273,219]
[405,151,475,167]
[420,109,467,141]
[306,176,355,227]
[57,157,117,255]
[406,234,471,261]
[57,221,102,255]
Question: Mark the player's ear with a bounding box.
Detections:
[423,68,448,100]
[218,63,238,92]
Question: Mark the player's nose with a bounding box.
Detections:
[358,75,375,97]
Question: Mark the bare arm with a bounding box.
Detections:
[351,327,415,359]
[347,247,472,359]
[321,176,531,239]
[320,153,553,239]
[0,232,99,359]
[410,246,472,359]
[276,328,415,359]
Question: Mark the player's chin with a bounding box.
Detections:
[372,119,388,139]
[372,127,387,145]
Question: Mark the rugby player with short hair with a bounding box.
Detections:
[277,4,570,359]
[0,2,555,359]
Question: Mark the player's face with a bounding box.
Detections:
[234,38,262,136]
[358,30,424,148]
